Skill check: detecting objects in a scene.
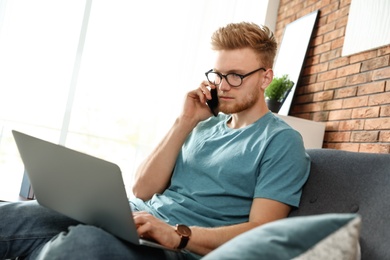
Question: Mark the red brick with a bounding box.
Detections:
[324,99,343,110]
[297,6,319,18]
[379,131,390,142]
[346,71,373,85]
[331,37,344,49]
[320,2,340,16]
[365,118,390,130]
[317,21,336,36]
[361,55,390,72]
[334,86,357,98]
[312,36,324,47]
[372,67,390,81]
[339,119,364,130]
[336,63,361,77]
[325,131,351,142]
[296,94,314,104]
[317,0,332,9]
[378,45,390,56]
[312,111,329,121]
[291,113,311,120]
[301,74,317,85]
[304,82,325,93]
[316,15,328,27]
[328,109,352,120]
[324,143,360,152]
[359,143,390,153]
[324,77,347,90]
[325,121,340,131]
[305,63,329,75]
[329,56,349,70]
[323,27,345,43]
[290,102,322,113]
[340,0,352,7]
[368,92,390,106]
[335,15,348,29]
[313,90,334,101]
[380,105,390,116]
[320,49,342,62]
[313,42,332,55]
[305,54,320,66]
[318,70,337,82]
[343,96,369,108]
[351,131,379,142]
[350,50,377,63]
[351,107,380,119]
[357,81,386,95]
[327,5,349,23]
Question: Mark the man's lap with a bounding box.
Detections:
[0,201,187,259]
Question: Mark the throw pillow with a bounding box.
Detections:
[202,213,361,260]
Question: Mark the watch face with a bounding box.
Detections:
[177,224,192,237]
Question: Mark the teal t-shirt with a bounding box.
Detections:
[132,112,310,228]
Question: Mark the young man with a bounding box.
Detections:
[0,22,310,259]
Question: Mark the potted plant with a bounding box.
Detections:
[264,74,294,113]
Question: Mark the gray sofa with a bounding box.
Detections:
[203,149,390,260]
[291,149,390,259]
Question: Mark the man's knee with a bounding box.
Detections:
[36,225,171,260]
[36,225,130,259]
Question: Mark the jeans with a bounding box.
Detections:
[0,201,193,260]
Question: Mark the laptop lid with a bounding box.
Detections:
[12,130,141,245]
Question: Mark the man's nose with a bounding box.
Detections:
[218,77,231,91]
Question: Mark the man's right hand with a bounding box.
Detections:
[180,81,217,125]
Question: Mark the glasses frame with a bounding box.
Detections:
[205,67,266,87]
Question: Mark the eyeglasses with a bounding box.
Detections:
[205,67,266,87]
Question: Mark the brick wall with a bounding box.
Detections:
[275,0,390,153]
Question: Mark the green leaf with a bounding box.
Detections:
[264,74,294,102]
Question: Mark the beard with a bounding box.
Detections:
[219,87,261,114]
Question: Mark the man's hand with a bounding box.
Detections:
[180,81,217,124]
[133,211,180,249]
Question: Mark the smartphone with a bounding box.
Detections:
[206,88,219,117]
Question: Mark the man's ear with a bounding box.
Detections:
[261,69,273,91]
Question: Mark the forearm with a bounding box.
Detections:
[187,222,259,256]
[132,116,198,200]
[186,199,291,256]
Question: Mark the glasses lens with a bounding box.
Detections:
[207,72,221,85]
[226,74,242,87]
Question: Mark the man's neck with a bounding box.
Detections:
[227,104,269,129]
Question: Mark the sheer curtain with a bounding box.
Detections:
[0,0,274,196]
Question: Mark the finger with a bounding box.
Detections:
[133,211,153,227]
[199,81,213,100]
[137,221,152,236]
[193,87,207,104]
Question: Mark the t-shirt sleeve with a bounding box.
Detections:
[254,128,311,207]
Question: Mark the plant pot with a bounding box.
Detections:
[266,99,282,113]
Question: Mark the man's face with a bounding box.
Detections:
[212,48,266,115]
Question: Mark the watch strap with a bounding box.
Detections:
[177,235,189,249]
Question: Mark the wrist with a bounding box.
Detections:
[175,224,192,249]
[176,115,199,131]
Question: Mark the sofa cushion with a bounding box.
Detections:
[202,213,360,260]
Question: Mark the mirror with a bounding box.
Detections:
[274,10,319,116]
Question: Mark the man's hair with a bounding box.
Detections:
[211,22,277,68]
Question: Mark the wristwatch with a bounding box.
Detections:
[175,224,192,249]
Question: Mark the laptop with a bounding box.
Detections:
[12,130,177,251]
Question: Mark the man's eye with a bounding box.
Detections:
[230,74,241,79]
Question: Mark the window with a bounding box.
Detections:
[0,0,275,197]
